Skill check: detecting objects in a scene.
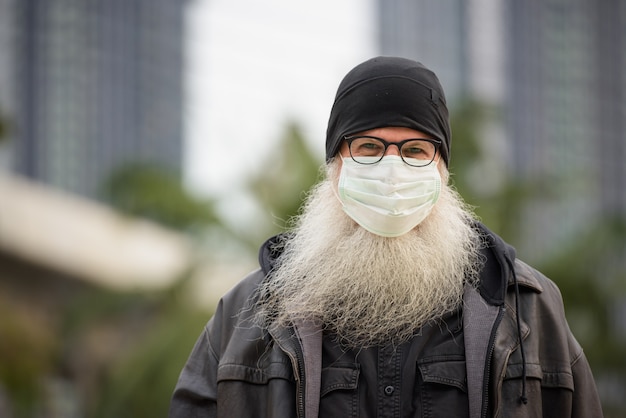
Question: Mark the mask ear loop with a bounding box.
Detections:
[328,157,349,209]
[431,155,450,184]
[328,158,364,232]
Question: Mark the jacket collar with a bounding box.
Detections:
[511,259,544,293]
[472,222,542,303]
[259,233,289,275]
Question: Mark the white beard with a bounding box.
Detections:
[254,161,484,348]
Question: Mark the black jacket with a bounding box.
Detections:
[170,224,603,417]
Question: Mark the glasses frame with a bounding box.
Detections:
[344,135,442,167]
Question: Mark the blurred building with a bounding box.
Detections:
[506,0,626,255]
[0,172,192,291]
[0,0,187,199]
[378,0,470,103]
[376,0,625,259]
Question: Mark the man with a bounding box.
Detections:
[170,57,603,417]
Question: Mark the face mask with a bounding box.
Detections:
[337,155,442,237]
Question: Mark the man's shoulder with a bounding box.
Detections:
[509,259,570,318]
[511,259,546,294]
[206,268,267,342]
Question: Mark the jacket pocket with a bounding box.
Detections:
[320,364,360,396]
[319,363,359,418]
[216,362,296,417]
[217,362,294,384]
[504,362,574,390]
[418,357,467,392]
[417,357,469,418]
[217,339,296,384]
[499,363,576,418]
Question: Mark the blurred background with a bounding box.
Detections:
[0,0,624,416]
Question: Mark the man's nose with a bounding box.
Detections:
[384,143,401,156]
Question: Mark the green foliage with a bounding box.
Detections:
[101,163,219,233]
[538,217,626,366]
[0,112,9,144]
[248,121,323,235]
[447,99,542,243]
[447,99,485,177]
[0,300,57,417]
[57,275,209,418]
[90,292,208,418]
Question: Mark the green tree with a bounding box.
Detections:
[0,299,57,417]
[247,121,323,238]
[101,163,220,233]
[82,278,210,418]
[0,111,9,145]
[447,99,545,243]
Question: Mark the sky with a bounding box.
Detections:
[183,0,376,201]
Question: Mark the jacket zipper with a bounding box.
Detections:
[294,341,306,418]
[481,306,505,418]
[273,329,306,418]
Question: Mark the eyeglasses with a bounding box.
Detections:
[344,135,441,167]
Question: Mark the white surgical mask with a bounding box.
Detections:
[337,155,441,237]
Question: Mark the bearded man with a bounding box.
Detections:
[170,57,603,417]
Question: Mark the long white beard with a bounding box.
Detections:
[255,162,484,348]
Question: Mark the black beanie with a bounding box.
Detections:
[325,56,451,166]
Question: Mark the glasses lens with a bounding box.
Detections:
[349,137,385,164]
[401,140,436,166]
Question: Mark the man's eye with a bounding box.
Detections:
[404,146,425,154]
[402,140,435,159]
[353,139,384,155]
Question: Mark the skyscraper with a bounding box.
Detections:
[3,0,187,199]
[377,0,469,103]
[507,0,626,254]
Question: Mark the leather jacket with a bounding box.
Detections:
[170,224,603,417]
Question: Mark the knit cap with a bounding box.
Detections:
[325,56,451,166]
